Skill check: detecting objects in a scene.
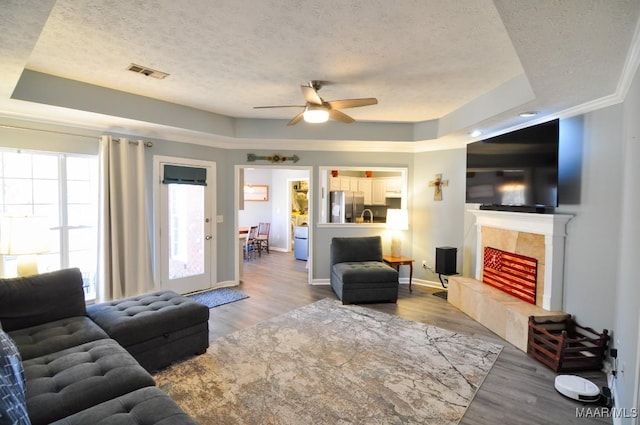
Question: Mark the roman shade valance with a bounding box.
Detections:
[162,165,207,186]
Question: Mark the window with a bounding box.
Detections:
[0,150,99,299]
[167,183,205,279]
[318,166,408,225]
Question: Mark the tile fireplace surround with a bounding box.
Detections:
[448,209,573,351]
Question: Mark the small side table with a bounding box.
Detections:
[383,255,414,292]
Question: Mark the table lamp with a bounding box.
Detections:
[386,209,408,257]
[0,215,50,277]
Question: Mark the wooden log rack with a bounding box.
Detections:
[527,314,609,372]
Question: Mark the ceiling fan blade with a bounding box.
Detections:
[301,86,323,105]
[253,105,304,109]
[327,98,378,109]
[329,109,355,123]
[287,111,305,126]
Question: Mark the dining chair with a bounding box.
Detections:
[243,225,258,260]
[256,222,270,254]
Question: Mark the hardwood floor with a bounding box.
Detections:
[208,251,611,425]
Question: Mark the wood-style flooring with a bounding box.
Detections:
[207,251,611,425]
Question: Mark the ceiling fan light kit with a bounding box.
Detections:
[303,105,329,123]
[254,81,378,126]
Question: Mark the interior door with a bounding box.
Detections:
[157,159,216,294]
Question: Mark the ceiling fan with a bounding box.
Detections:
[253,81,378,126]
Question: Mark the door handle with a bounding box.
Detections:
[205,235,212,240]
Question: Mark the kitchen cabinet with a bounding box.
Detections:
[385,177,402,197]
[358,178,372,204]
[371,179,386,205]
[330,176,362,194]
[330,176,395,205]
[350,178,360,192]
[339,177,351,191]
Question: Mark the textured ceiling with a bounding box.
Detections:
[1,0,639,149]
[26,0,525,122]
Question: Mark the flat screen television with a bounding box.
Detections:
[466,119,559,212]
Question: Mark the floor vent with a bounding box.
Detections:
[127,63,169,79]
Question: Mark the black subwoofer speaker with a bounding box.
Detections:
[436,246,457,275]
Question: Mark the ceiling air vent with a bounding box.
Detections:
[127,63,169,79]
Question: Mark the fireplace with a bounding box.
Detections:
[482,246,538,304]
[470,209,573,311]
[446,209,573,351]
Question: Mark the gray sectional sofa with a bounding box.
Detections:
[0,268,206,425]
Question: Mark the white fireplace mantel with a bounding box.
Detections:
[470,209,573,311]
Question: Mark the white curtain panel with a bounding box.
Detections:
[97,136,154,301]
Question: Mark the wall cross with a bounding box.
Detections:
[428,173,449,201]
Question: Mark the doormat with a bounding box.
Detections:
[187,287,249,309]
[433,290,448,300]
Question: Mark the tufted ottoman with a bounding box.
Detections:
[87,290,209,372]
[331,261,400,304]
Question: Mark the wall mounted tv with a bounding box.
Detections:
[466,119,559,213]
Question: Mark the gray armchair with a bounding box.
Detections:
[330,236,399,304]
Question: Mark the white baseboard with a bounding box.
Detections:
[411,278,447,290]
[607,372,623,425]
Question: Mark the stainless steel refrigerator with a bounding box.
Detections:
[330,191,365,223]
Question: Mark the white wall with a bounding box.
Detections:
[412,148,467,284]
[611,62,640,422]
[271,168,309,252]
[239,168,273,228]
[556,107,623,333]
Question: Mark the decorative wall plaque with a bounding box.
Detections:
[247,153,299,163]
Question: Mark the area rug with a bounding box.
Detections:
[187,287,249,309]
[154,298,502,425]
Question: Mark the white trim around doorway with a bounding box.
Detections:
[235,164,313,284]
